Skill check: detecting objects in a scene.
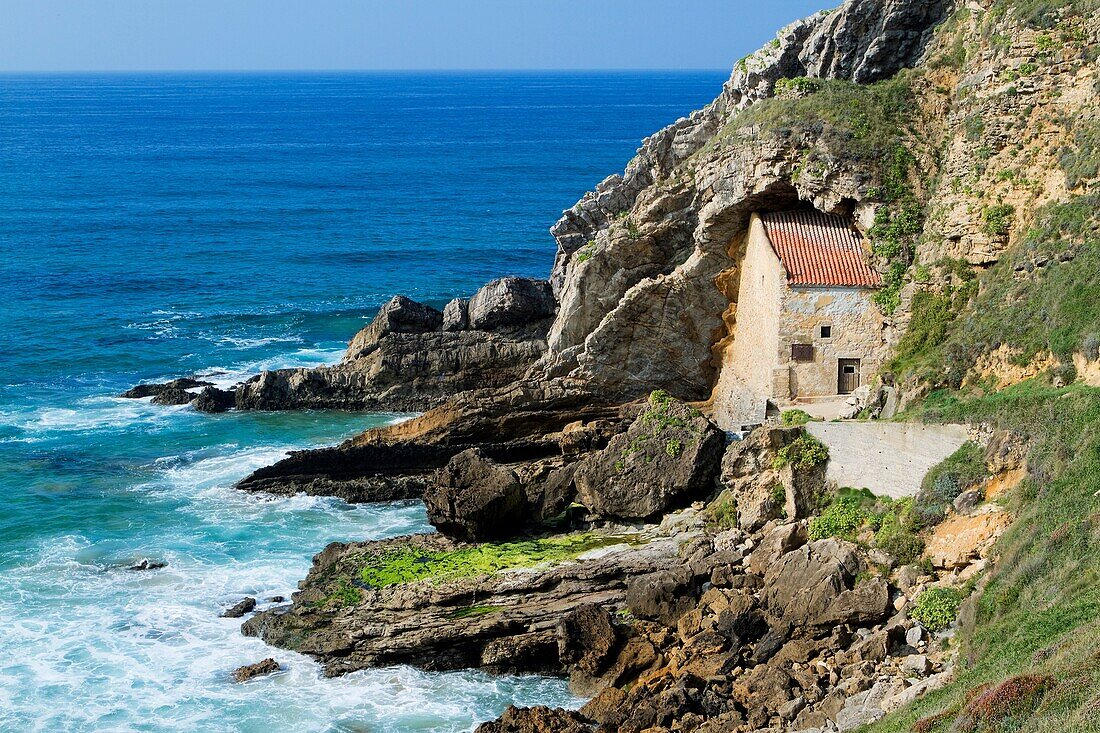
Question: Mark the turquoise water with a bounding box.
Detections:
[0,72,726,731]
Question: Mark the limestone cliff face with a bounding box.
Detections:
[532,0,1099,418]
[535,0,954,404]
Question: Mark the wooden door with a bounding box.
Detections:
[838,359,860,394]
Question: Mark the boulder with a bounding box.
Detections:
[193,386,236,413]
[468,277,556,331]
[424,449,529,541]
[557,604,618,677]
[344,295,443,360]
[220,597,257,618]
[717,426,823,532]
[574,394,724,520]
[747,523,808,576]
[442,297,470,331]
[232,658,280,683]
[626,566,697,626]
[762,539,890,631]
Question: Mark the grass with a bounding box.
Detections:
[893,194,1100,388]
[341,533,640,590]
[988,0,1100,29]
[862,382,1100,732]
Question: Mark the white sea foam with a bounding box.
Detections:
[0,438,576,733]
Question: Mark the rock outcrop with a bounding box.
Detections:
[573,393,725,520]
[234,279,556,412]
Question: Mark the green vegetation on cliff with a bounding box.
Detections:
[866,382,1100,731]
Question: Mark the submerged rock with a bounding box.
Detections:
[232,658,280,683]
[129,559,167,571]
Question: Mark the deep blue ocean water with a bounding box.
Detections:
[0,71,726,732]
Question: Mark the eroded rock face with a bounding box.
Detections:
[574,395,724,520]
[344,295,444,361]
[533,0,952,403]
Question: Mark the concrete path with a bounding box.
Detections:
[804,422,970,499]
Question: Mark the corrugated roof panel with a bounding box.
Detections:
[760,210,881,288]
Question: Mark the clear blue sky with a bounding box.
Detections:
[0,1,836,72]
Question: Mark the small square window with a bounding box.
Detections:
[820,325,832,339]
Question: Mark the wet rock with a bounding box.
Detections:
[221,597,257,618]
[574,395,724,520]
[424,448,529,541]
[121,378,212,399]
[266,596,285,603]
[474,706,591,733]
[467,277,556,331]
[232,658,280,683]
[150,388,195,406]
[192,386,236,413]
[129,559,167,571]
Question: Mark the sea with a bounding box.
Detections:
[0,71,726,732]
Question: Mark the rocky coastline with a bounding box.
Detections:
[118,0,1100,729]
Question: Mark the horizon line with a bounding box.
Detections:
[0,67,732,75]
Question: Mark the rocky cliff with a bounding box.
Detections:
[224,0,1100,731]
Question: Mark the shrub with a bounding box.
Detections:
[911,587,964,631]
[780,409,813,426]
[773,434,830,470]
[962,675,1054,729]
[910,442,989,529]
[873,498,925,564]
[982,204,1016,237]
[774,76,824,97]
[809,496,871,541]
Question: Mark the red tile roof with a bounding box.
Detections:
[760,210,881,288]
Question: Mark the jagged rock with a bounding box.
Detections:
[120,378,212,399]
[192,386,235,413]
[424,448,529,541]
[344,295,443,360]
[762,539,890,632]
[557,604,618,678]
[220,597,257,618]
[234,290,553,412]
[150,387,194,406]
[626,566,697,626]
[474,706,591,733]
[717,426,823,532]
[442,297,469,331]
[574,396,724,520]
[747,523,808,576]
[468,277,556,331]
[232,658,280,683]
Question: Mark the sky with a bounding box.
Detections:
[0,1,837,72]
